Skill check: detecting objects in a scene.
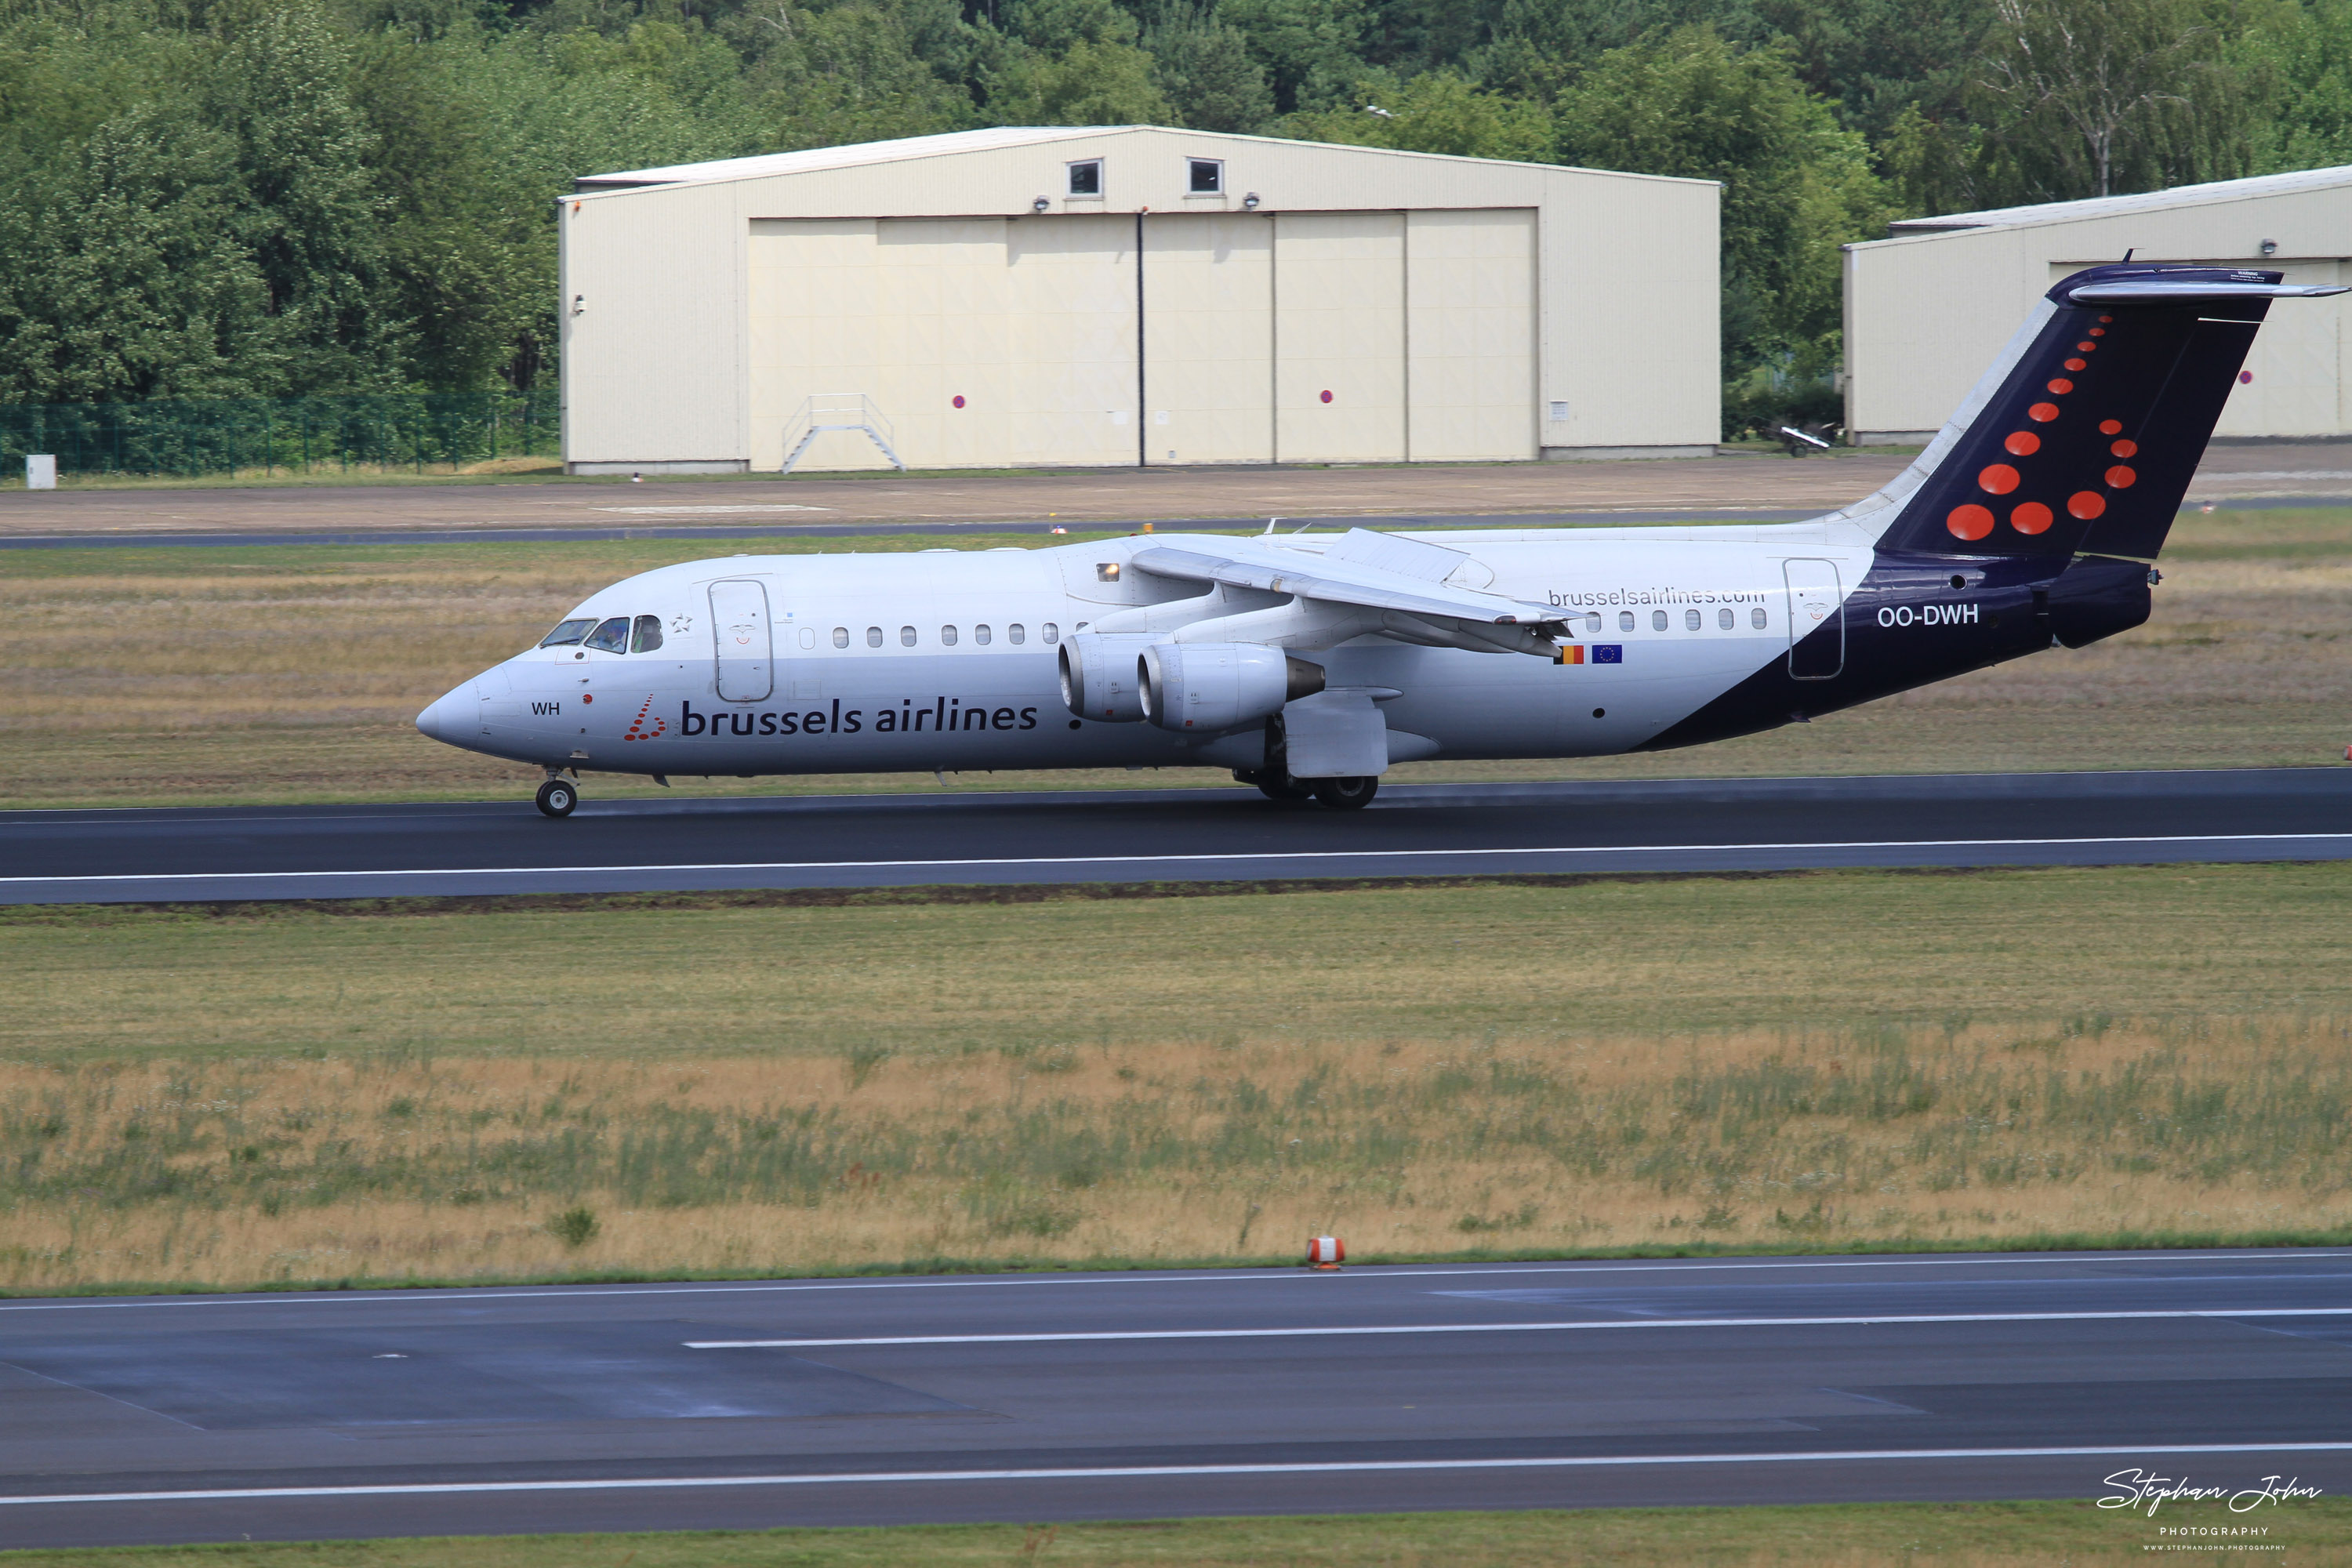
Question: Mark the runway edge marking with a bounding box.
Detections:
[14,1444,2352,1507]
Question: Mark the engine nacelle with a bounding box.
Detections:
[1138,643,1326,732]
[1059,633,1155,722]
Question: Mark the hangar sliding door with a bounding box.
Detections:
[1406,209,1537,460]
[1275,212,1406,463]
[748,216,1138,471]
[1142,214,1273,464]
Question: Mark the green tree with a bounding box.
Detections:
[0,103,272,402]
[1215,0,1370,114]
[204,4,403,393]
[1283,67,1551,160]
[1147,6,1275,132]
[1555,25,1886,379]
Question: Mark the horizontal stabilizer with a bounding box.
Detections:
[2065,279,2350,304]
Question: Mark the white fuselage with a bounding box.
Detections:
[421,526,1873,778]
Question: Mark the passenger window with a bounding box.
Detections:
[833,626,849,648]
[942,625,959,646]
[630,614,663,653]
[1010,623,1026,645]
[583,616,630,652]
[1718,608,1733,630]
[1618,612,1635,632]
[867,626,883,647]
[1751,607,1768,629]
[1684,609,1700,631]
[1047,623,1063,641]
[1651,611,1668,632]
[975,624,992,645]
[1584,614,1602,634]
[900,626,917,647]
[539,617,596,648]
[799,626,817,649]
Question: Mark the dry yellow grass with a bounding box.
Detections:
[3,507,2350,808]
[5,866,2350,1289]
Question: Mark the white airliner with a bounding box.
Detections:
[417,264,2342,816]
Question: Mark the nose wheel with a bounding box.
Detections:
[535,778,579,818]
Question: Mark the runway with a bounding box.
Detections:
[5,1249,2352,1548]
[3,768,2350,905]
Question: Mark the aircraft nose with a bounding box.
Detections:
[416,684,469,742]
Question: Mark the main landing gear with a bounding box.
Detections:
[535,775,579,818]
[1232,769,1379,811]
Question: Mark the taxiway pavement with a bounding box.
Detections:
[2,768,2348,905]
[3,1250,2350,1547]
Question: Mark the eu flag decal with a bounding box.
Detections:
[1593,645,1623,663]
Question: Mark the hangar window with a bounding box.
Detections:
[1189,158,1223,194]
[900,626,917,647]
[833,626,850,648]
[1684,609,1701,631]
[1618,612,1635,632]
[1652,610,1668,631]
[1751,607,1768,629]
[975,624,992,645]
[1009,623,1026,645]
[539,617,596,648]
[1718,608,1733,630]
[1068,159,1102,197]
[583,616,631,652]
[1044,622,1060,644]
[942,625,959,646]
[631,615,664,653]
[867,626,884,647]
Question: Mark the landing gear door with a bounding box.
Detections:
[1782,559,1844,680]
[709,579,773,702]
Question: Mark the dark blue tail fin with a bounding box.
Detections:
[1850,265,2343,561]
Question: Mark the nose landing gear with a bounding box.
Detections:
[535,775,579,818]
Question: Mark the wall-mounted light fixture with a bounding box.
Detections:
[571,294,586,316]
[1033,196,1051,212]
[2261,238,2279,257]
[1243,192,1261,210]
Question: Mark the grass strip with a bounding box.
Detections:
[2,1499,2344,1565]
[5,864,2352,1289]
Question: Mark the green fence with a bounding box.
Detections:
[0,392,560,479]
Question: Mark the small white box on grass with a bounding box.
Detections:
[25,454,56,489]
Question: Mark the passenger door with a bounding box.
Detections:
[709,579,774,702]
[1783,559,1844,680]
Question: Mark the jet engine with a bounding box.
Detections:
[1058,633,1156,722]
[1137,643,1325,732]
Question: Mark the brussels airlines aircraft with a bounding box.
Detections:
[417,264,2343,818]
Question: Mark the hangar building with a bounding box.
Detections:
[1845,165,2352,444]
[557,126,1719,474]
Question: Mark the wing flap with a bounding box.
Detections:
[1130,533,1558,628]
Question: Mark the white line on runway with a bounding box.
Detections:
[11,1443,2352,1507]
[4,1251,2348,1312]
[686,1305,2352,1348]
[6,831,2352,889]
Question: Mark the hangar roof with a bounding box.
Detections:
[574,124,1711,195]
[1889,164,2352,234]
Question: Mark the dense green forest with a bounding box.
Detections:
[5,0,2352,430]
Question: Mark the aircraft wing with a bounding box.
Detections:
[1130,530,1563,628]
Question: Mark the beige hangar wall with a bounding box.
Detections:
[1846,181,2352,443]
[561,128,1719,474]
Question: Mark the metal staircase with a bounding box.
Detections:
[779,394,906,474]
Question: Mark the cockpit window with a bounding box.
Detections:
[631,614,664,653]
[583,616,630,653]
[539,617,597,648]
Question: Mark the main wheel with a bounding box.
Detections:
[1310,775,1378,811]
[535,778,578,818]
[1234,768,1315,803]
